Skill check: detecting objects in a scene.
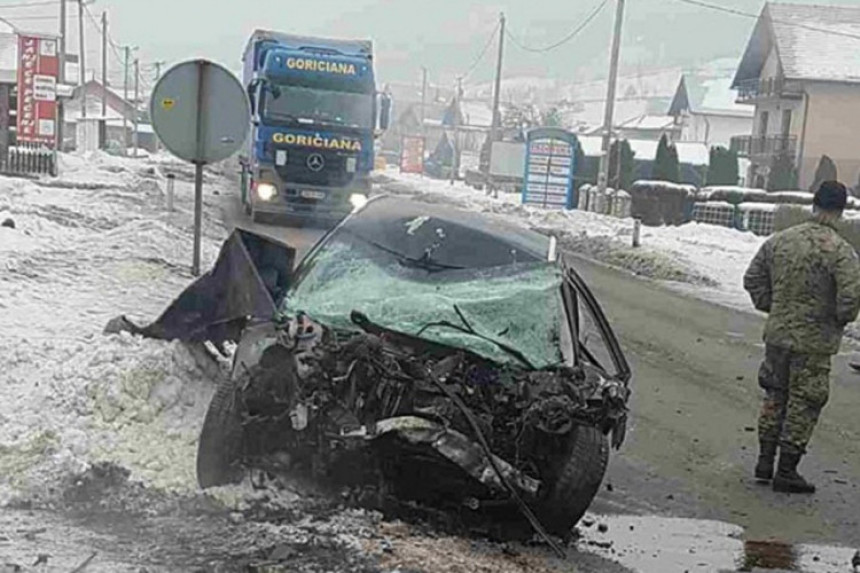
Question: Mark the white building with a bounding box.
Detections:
[668,74,753,149]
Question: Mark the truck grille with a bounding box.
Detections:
[275,147,356,188]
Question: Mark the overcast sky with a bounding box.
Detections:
[4,0,860,90]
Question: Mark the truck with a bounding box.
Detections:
[240,30,391,225]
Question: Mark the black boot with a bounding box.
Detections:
[773,451,816,494]
[754,440,777,482]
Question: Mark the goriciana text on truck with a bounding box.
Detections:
[240,30,392,226]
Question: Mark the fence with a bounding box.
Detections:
[0,144,56,176]
[578,184,632,218]
[691,201,736,229]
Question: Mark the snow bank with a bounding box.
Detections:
[0,151,229,503]
[1,336,214,504]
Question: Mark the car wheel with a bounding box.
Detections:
[196,374,245,489]
[535,425,609,536]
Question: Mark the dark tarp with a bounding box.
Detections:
[106,229,295,344]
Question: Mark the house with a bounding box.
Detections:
[64,80,155,152]
[730,2,860,190]
[379,80,453,157]
[612,114,680,142]
[668,74,753,149]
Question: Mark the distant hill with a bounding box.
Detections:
[462,56,743,130]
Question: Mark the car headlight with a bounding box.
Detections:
[346,156,357,173]
[349,193,368,209]
[257,182,277,201]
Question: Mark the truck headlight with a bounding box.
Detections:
[257,182,277,201]
[349,193,368,209]
[346,156,357,173]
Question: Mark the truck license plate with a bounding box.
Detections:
[301,190,326,200]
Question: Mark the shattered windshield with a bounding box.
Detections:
[284,235,566,369]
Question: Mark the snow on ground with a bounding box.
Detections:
[383,168,765,312]
[0,151,233,504]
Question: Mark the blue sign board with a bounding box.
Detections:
[521,127,578,209]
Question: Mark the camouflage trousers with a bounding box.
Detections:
[757,344,831,454]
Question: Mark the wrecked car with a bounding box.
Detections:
[111,195,631,538]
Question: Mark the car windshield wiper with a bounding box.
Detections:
[416,304,535,370]
[266,112,312,124]
[366,239,464,273]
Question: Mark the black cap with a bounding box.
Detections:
[814,180,847,211]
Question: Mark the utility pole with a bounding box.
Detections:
[153,61,165,153]
[133,57,139,157]
[57,0,66,153]
[100,11,107,148]
[486,11,505,185]
[420,66,427,136]
[451,76,463,185]
[77,0,86,119]
[597,0,626,194]
[450,76,463,185]
[123,46,129,153]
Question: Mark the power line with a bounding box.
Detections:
[0,13,57,20]
[81,3,126,67]
[674,0,860,42]
[505,0,609,53]
[81,2,123,53]
[0,0,58,9]
[462,22,500,81]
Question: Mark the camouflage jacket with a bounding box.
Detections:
[743,218,860,355]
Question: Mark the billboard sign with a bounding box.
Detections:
[399,135,424,174]
[489,140,525,179]
[17,34,59,145]
[522,127,578,210]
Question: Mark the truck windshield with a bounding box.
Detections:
[263,85,373,129]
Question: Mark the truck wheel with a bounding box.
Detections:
[196,374,245,489]
[535,425,609,537]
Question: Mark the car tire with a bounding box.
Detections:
[196,374,245,489]
[535,425,609,537]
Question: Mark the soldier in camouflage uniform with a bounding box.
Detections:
[744,181,860,494]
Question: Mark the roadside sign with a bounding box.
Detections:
[522,128,578,210]
[150,60,251,276]
[17,34,59,146]
[150,60,249,164]
[400,135,424,174]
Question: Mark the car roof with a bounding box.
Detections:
[337,195,552,269]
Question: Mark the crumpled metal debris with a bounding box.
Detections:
[342,416,541,496]
[235,314,627,506]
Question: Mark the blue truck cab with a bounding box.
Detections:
[241,30,391,225]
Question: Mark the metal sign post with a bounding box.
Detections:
[150,59,250,276]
